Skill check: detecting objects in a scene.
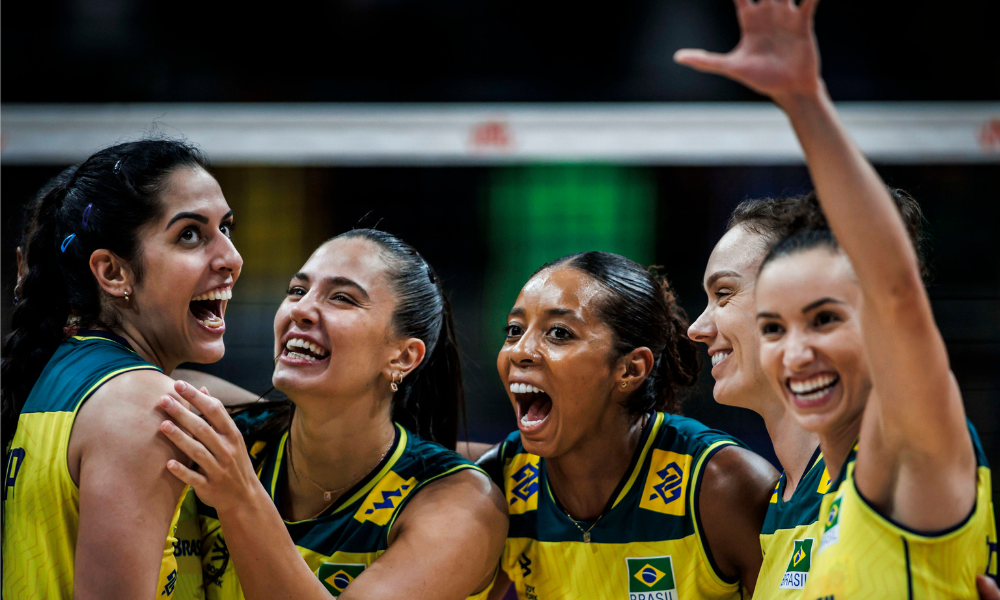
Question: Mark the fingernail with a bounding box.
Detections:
[159,397,175,410]
[167,460,178,470]
[176,380,188,391]
[162,421,175,433]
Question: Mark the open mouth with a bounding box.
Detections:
[711,350,731,368]
[786,373,840,406]
[281,336,330,364]
[511,382,553,432]
[190,288,231,331]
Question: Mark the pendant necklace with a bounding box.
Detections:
[289,433,394,519]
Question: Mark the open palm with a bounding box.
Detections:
[675,0,821,103]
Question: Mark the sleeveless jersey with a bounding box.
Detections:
[493,411,745,600]
[752,447,834,599]
[197,419,490,600]
[2,331,186,599]
[803,424,997,599]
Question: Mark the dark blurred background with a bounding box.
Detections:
[2,0,997,500]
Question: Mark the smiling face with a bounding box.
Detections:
[272,237,406,404]
[755,247,870,435]
[688,225,775,409]
[127,166,241,367]
[497,265,627,458]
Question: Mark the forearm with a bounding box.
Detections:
[216,487,330,600]
[779,87,924,301]
[173,369,261,407]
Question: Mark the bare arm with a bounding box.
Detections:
[71,371,191,599]
[158,381,508,600]
[698,446,778,595]
[173,368,262,406]
[457,441,495,462]
[675,0,975,531]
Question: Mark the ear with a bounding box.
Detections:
[384,337,427,383]
[617,347,655,393]
[89,249,134,300]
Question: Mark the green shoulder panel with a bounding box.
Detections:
[21,333,159,415]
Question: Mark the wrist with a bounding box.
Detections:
[773,80,830,117]
[218,480,273,524]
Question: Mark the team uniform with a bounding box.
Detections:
[802,425,998,599]
[2,331,185,599]
[492,411,745,600]
[196,416,491,600]
[752,447,833,599]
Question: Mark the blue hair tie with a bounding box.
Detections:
[61,234,76,252]
[82,204,93,226]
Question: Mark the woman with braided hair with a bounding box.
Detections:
[2,139,243,599]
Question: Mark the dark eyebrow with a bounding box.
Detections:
[323,276,371,302]
[508,307,525,319]
[545,308,579,319]
[757,311,781,320]
[803,297,845,313]
[165,212,209,230]
[705,270,741,289]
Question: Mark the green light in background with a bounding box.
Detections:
[483,164,657,354]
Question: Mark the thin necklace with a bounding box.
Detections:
[288,432,394,519]
[558,413,649,544]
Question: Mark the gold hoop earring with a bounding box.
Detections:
[390,372,402,392]
[620,381,628,389]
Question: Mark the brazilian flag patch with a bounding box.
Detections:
[626,556,677,599]
[779,538,814,589]
[318,563,366,597]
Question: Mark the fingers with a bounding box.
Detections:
[160,419,220,473]
[673,49,736,77]
[166,459,209,489]
[977,575,1000,600]
[158,395,229,458]
[174,380,239,438]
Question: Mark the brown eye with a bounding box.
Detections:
[504,324,524,338]
[814,311,841,327]
[548,326,572,341]
[760,322,784,336]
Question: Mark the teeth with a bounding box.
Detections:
[711,351,731,367]
[197,316,224,329]
[509,383,542,395]
[521,413,544,427]
[286,351,319,362]
[789,374,838,394]
[284,337,329,358]
[192,289,233,302]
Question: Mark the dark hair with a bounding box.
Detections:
[539,251,700,416]
[759,227,840,274]
[728,188,928,280]
[2,139,209,454]
[241,229,465,450]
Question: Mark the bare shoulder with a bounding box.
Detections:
[70,369,189,483]
[406,468,506,515]
[702,445,779,498]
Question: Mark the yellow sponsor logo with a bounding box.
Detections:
[639,450,692,516]
[506,454,540,515]
[353,471,418,525]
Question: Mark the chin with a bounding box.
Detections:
[189,341,226,364]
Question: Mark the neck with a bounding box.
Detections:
[816,413,862,485]
[282,389,396,521]
[758,401,819,500]
[545,409,647,521]
[108,323,178,375]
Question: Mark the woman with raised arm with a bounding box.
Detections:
[2,139,242,599]
[677,1,997,596]
[481,251,777,599]
[156,229,508,600]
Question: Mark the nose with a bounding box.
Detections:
[212,235,244,279]
[783,329,816,372]
[688,306,716,344]
[289,292,319,327]
[509,330,541,366]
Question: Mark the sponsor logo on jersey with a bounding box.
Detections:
[626,556,677,600]
[161,569,177,596]
[779,538,814,589]
[818,495,842,553]
[518,551,533,577]
[815,466,832,494]
[3,447,25,500]
[173,538,203,557]
[353,471,418,525]
[204,535,231,587]
[639,450,692,516]
[506,454,540,514]
[318,563,366,597]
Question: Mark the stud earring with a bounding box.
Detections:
[620,381,628,389]
[123,289,131,302]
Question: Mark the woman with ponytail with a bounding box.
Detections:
[480,251,777,599]
[2,139,242,599]
[157,229,508,600]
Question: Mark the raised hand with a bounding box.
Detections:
[674,0,822,105]
[158,380,265,514]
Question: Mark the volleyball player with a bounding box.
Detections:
[157,230,508,600]
[481,251,777,598]
[677,0,998,594]
[2,139,242,599]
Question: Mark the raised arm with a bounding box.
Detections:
[71,370,191,599]
[674,0,975,529]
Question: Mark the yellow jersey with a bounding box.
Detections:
[492,411,745,600]
[196,414,490,600]
[2,331,186,599]
[803,424,997,599]
[752,447,834,599]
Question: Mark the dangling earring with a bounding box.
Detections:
[390,372,402,392]
[620,381,628,389]
[123,289,131,303]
